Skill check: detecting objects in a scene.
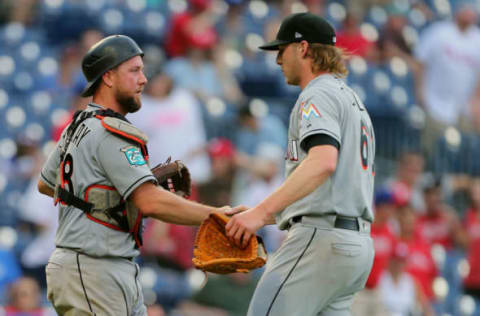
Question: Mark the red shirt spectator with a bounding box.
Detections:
[387,152,425,209]
[415,212,454,250]
[366,223,397,288]
[415,180,467,250]
[400,237,437,300]
[336,13,373,58]
[464,203,480,289]
[51,111,73,141]
[366,188,397,288]
[4,306,46,316]
[397,205,438,300]
[465,207,480,240]
[141,219,196,270]
[165,0,217,57]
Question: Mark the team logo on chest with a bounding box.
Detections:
[121,146,146,166]
[300,101,321,121]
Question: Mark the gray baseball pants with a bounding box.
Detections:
[248,215,374,316]
[46,248,146,316]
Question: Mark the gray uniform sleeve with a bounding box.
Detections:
[97,134,157,199]
[40,134,65,189]
[298,92,341,146]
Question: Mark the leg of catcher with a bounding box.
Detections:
[46,248,147,316]
[247,224,373,316]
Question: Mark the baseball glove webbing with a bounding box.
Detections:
[192,212,267,274]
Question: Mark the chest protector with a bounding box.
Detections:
[53,109,149,248]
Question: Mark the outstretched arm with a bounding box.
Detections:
[226,144,338,248]
[130,182,243,226]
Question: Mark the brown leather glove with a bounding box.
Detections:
[151,158,191,198]
[192,212,267,274]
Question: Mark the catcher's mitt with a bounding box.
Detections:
[151,157,191,197]
[192,212,267,274]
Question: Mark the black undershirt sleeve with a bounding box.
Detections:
[300,134,340,153]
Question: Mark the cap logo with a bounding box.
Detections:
[295,32,303,39]
[332,36,336,43]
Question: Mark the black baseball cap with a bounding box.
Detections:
[259,12,336,51]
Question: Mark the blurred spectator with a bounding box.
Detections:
[387,151,426,211]
[353,188,396,316]
[397,205,438,301]
[0,0,37,25]
[46,44,81,98]
[414,1,480,150]
[378,242,434,316]
[50,29,104,140]
[0,1,9,24]
[164,0,243,110]
[176,273,258,316]
[197,138,236,207]
[376,4,414,60]
[215,1,248,52]
[50,92,90,142]
[417,179,469,315]
[140,218,196,310]
[2,277,55,315]
[45,32,100,105]
[415,178,468,250]
[129,71,212,184]
[302,0,327,16]
[352,188,396,316]
[50,29,103,96]
[336,13,374,58]
[231,142,286,253]
[141,219,196,271]
[232,142,284,206]
[19,175,58,290]
[164,45,243,109]
[463,178,480,314]
[233,101,287,155]
[165,0,218,58]
[9,141,44,184]
[77,29,104,56]
[346,0,391,19]
[0,249,21,303]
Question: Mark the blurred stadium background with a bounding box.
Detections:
[1,0,480,315]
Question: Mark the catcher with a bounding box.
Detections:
[37,35,245,316]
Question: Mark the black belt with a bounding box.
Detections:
[291,216,360,231]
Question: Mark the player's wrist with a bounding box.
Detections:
[256,204,275,226]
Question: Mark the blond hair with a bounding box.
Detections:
[306,43,349,77]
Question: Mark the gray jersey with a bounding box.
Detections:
[41,103,156,258]
[278,74,375,229]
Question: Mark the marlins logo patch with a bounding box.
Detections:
[300,101,321,120]
[121,146,146,166]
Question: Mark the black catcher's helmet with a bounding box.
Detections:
[81,35,144,97]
